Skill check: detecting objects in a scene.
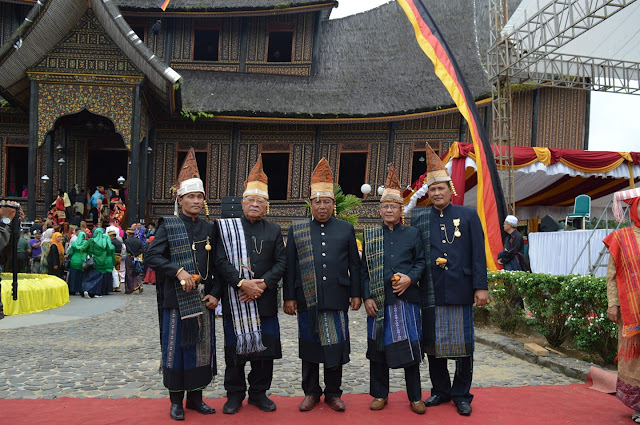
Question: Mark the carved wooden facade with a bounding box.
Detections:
[0,1,590,227]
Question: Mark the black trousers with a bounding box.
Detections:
[302,359,342,398]
[427,354,473,404]
[169,389,203,404]
[224,358,274,401]
[370,361,421,402]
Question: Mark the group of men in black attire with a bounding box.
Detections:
[145,146,489,420]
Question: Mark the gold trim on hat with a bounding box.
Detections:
[425,170,452,188]
[310,182,334,199]
[243,181,269,199]
[380,188,403,203]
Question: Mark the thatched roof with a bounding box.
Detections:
[115,0,335,12]
[0,0,181,111]
[181,1,492,118]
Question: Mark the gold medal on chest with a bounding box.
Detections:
[453,218,461,238]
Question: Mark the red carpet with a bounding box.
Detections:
[1,384,634,425]
[586,365,618,394]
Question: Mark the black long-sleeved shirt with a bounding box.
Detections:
[215,215,287,317]
[145,213,218,309]
[361,222,426,304]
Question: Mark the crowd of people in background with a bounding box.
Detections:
[2,183,158,300]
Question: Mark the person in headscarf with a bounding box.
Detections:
[29,230,43,273]
[604,188,640,424]
[54,191,66,224]
[82,228,115,298]
[215,156,287,414]
[143,235,157,285]
[145,147,219,420]
[40,228,54,274]
[48,232,65,279]
[361,164,426,414]
[283,158,361,413]
[108,230,123,292]
[66,232,88,295]
[124,228,143,294]
[406,143,488,417]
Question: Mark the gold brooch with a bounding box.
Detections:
[453,218,461,238]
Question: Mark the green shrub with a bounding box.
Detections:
[562,275,618,365]
[512,272,571,347]
[487,271,523,333]
[486,271,618,362]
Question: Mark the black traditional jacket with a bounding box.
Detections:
[361,222,426,305]
[215,215,287,317]
[284,216,360,311]
[145,213,218,309]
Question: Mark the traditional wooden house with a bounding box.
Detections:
[0,0,589,228]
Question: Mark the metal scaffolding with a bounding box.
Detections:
[488,0,516,214]
[487,0,640,214]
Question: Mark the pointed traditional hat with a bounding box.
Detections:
[424,143,451,187]
[310,157,334,200]
[243,156,269,199]
[380,163,403,204]
[176,147,204,197]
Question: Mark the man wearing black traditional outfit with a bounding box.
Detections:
[283,157,361,412]
[145,148,219,421]
[215,156,286,414]
[409,144,488,417]
[362,164,426,414]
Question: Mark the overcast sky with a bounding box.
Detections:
[331,0,640,152]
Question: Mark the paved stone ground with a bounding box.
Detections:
[0,286,579,400]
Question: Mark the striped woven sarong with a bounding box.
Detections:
[298,309,350,367]
[318,310,348,347]
[162,308,216,391]
[367,299,422,368]
[434,305,474,357]
[363,225,386,350]
[291,220,320,332]
[217,218,266,356]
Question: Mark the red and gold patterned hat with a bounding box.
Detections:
[243,156,269,199]
[424,143,451,187]
[310,157,334,200]
[380,163,403,204]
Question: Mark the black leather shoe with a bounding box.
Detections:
[424,394,450,406]
[455,401,472,416]
[185,399,216,414]
[222,398,242,414]
[248,395,276,412]
[170,403,184,420]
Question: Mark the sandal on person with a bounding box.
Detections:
[632,411,640,424]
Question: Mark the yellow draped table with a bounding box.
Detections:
[0,273,69,316]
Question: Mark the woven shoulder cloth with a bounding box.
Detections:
[217,218,266,356]
[411,208,436,354]
[291,219,319,332]
[363,225,386,351]
[163,217,204,348]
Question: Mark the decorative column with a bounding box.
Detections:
[229,123,239,195]
[128,84,142,226]
[44,133,54,210]
[27,81,39,221]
